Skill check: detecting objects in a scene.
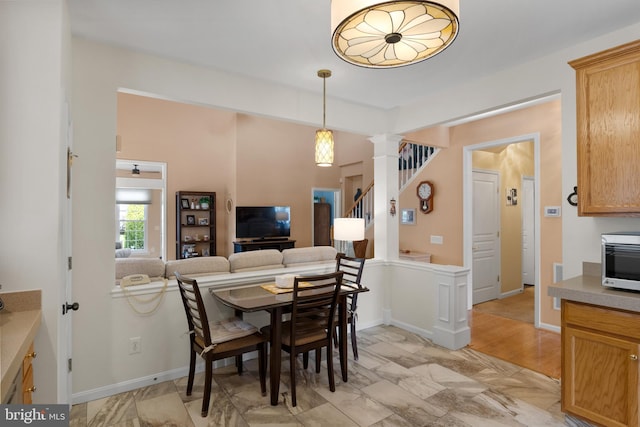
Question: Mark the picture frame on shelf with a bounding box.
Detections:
[186,215,196,225]
[181,198,190,209]
[400,208,416,225]
[198,218,209,225]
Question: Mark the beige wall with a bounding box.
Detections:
[402,99,562,325]
[473,141,534,294]
[117,92,237,258]
[117,93,372,256]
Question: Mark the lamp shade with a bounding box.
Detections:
[315,129,334,167]
[334,218,365,241]
[331,0,459,68]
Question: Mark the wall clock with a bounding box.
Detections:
[417,180,434,214]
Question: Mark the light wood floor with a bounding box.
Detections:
[469,287,561,379]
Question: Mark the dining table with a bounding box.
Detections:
[210,281,368,405]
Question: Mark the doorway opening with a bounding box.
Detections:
[312,188,340,247]
[463,134,540,326]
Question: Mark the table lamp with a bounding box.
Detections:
[333,218,365,257]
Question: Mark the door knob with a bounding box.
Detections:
[631,354,638,361]
[62,302,79,315]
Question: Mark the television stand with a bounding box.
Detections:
[233,239,296,253]
[252,237,288,242]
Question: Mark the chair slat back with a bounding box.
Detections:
[290,272,343,344]
[176,272,211,347]
[336,254,365,289]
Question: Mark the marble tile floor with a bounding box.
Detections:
[70,325,582,427]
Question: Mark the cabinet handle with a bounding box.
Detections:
[630,355,638,361]
[25,386,36,393]
[26,351,37,359]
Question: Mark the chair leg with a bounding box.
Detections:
[201,359,212,417]
[303,352,309,369]
[326,345,335,392]
[315,348,321,373]
[290,353,297,407]
[258,342,267,396]
[350,319,359,360]
[236,355,243,375]
[186,348,196,396]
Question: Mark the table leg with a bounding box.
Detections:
[339,295,348,382]
[269,307,282,405]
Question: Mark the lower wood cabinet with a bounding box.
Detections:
[562,300,640,427]
[22,342,36,404]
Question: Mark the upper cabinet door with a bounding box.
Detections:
[570,40,640,217]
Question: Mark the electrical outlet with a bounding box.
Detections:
[129,337,141,354]
[430,235,443,244]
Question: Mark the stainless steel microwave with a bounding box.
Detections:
[602,232,640,291]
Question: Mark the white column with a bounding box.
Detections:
[431,265,470,350]
[370,134,403,261]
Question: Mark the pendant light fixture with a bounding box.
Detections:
[315,69,334,167]
[331,0,459,68]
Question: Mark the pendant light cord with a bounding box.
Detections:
[322,75,326,128]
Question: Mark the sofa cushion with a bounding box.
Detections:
[165,257,230,279]
[115,257,166,285]
[282,246,337,267]
[228,249,284,273]
[115,248,132,258]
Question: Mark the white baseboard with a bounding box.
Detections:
[72,354,251,405]
[389,318,434,341]
[500,288,522,299]
[538,321,560,334]
[72,365,194,405]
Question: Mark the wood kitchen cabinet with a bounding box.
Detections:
[562,300,640,426]
[569,40,640,216]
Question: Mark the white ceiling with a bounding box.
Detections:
[68,0,640,111]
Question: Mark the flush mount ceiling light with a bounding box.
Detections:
[331,0,459,68]
[315,69,334,167]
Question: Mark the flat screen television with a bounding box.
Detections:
[236,206,291,240]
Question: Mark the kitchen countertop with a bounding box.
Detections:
[0,289,41,402]
[548,274,640,313]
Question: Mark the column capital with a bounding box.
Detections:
[369,134,404,157]
[369,133,404,144]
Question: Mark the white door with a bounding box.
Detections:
[521,177,535,286]
[472,171,500,304]
[61,98,75,403]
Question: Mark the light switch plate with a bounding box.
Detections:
[544,206,561,217]
[430,235,443,244]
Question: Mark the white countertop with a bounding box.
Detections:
[548,275,640,313]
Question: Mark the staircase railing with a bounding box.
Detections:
[398,141,439,191]
[344,142,440,228]
[345,181,374,227]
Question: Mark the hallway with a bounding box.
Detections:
[470,287,561,379]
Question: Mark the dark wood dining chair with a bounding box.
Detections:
[176,272,267,417]
[335,253,366,360]
[262,271,343,407]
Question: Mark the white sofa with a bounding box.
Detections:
[115,246,338,285]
